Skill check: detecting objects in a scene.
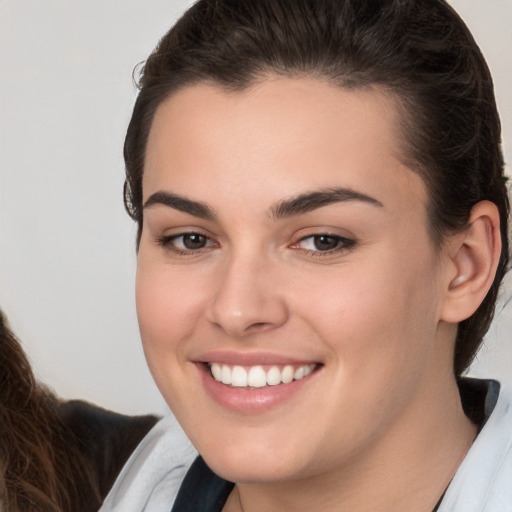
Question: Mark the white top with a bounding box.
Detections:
[438,382,512,512]
[100,382,512,512]
[99,414,197,511]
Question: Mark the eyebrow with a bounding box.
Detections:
[143,191,216,219]
[270,187,383,218]
[143,187,383,221]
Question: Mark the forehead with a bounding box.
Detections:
[143,77,427,217]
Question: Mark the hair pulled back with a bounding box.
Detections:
[124,0,509,375]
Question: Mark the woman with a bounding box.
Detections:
[0,311,158,511]
[102,0,512,510]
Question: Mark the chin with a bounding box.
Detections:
[200,440,313,484]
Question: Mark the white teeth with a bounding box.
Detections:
[231,365,248,387]
[209,362,317,388]
[266,366,281,386]
[221,364,232,385]
[248,366,267,388]
[281,365,294,384]
[211,363,222,381]
[294,366,305,380]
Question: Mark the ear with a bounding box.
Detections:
[440,200,502,323]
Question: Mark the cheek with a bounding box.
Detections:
[293,248,441,376]
[135,258,202,366]
[135,260,209,414]
[291,254,442,443]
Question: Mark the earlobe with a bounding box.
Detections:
[441,200,501,323]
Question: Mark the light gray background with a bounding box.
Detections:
[1,1,511,416]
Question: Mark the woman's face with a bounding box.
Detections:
[137,78,454,483]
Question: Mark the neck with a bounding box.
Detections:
[225,373,476,512]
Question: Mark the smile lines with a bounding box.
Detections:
[208,363,317,388]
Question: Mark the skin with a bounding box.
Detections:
[137,78,481,512]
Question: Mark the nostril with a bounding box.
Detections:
[245,321,272,332]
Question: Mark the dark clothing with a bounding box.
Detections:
[171,456,234,512]
[58,400,158,511]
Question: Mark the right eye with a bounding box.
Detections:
[156,232,217,254]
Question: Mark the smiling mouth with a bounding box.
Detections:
[207,363,318,388]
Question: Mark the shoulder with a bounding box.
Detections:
[59,399,159,440]
[58,400,159,497]
[440,380,512,512]
[99,413,198,512]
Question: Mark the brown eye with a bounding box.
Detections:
[182,233,208,250]
[293,233,355,256]
[312,235,340,251]
[156,232,217,253]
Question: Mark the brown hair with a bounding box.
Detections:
[0,312,101,512]
[123,0,509,375]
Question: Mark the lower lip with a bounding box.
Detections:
[197,363,319,414]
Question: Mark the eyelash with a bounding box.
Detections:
[291,233,356,257]
[155,232,217,256]
[156,231,355,259]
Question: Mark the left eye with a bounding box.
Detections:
[295,234,353,252]
[159,232,216,252]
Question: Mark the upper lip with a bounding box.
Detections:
[195,350,319,367]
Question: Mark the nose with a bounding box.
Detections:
[206,252,289,337]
